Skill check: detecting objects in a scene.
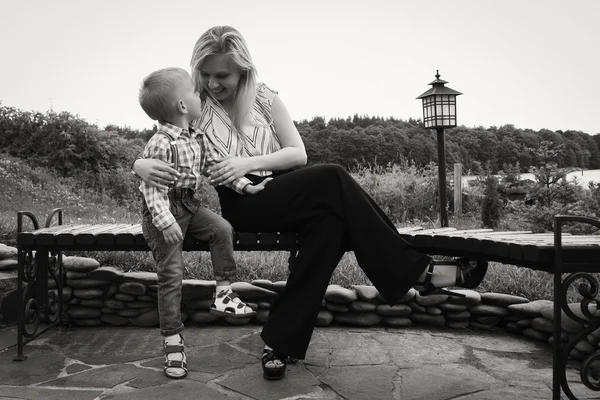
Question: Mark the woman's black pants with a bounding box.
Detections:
[216,164,430,359]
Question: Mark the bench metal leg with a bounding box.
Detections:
[554,215,600,399]
[14,210,63,362]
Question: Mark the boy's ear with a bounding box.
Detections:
[176,100,188,114]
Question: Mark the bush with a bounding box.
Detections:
[481,175,502,228]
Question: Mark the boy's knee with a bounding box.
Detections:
[212,218,234,237]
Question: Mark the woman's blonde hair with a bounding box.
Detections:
[190,26,257,131]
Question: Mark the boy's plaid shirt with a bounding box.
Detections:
[140,122,252,230]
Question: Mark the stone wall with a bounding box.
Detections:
[1,247,598,361]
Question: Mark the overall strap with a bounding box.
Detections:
[155,130,179,170]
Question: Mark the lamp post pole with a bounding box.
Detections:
[436,128,448,227]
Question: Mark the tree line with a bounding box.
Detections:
[1,105,598,205]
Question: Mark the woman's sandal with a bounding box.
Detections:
[417,257,488,297]
[262,348,287,381]
[210,288,256,319]
[163,334,187,379]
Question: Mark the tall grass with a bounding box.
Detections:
[0,154,574,301]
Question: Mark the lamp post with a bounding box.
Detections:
[417,70,462,228]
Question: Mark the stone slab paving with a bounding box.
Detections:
[0,324,597,399]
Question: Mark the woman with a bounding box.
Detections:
[133,25,487,381]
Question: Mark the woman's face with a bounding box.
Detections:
[199,54,242,105]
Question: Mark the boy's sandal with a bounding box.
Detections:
[210,289,256,319]
[262,348,287,381]
[163,335,187,379]
[417,257,488,297]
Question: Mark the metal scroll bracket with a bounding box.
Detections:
[14,208,63,362]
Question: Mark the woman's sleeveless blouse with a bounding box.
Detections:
[193,83,282,177]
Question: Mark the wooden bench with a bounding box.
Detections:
[14,209,600,400]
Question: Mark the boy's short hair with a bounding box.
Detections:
[139,67,191,121]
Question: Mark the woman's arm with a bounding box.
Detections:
[247,94,307,171]
[132,159,180,191]
[208,95,307,186]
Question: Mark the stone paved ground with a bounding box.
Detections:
[0,324,598,400]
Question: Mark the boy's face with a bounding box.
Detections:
[177,77,202,121]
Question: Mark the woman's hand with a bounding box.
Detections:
[207,156,254,186]
[133,159,180,191]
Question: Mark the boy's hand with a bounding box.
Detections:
[162,223,183,244]
[243,177,273,195]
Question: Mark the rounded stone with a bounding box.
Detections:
[127,301,154,309]
[189,310,220,324]
[508,300,553,318]
[68,307,102,319]
[473,316,501,326]
[106,284,119,298]
[123,271,158,285]
[326,302,350,313]
[66,279,106,289]
[540,302,591,334]
[382,317,412,328]
[73,288,104,299]
[349,301,377,312]
[446,290,481,306]
[376,304,411,317]
[250,279,274,291]
[315,310,333,326]
[88,266,124,282]
[516,319,533,328]
[575,340,596,354]
[522,327,551,341]
[469,304,509,317]
[531,317,554,333]
[325,285,358,304]
[118,282,147,296]
[0,245,18,259]
[65,271,87,280]
[439,303,468,312]
[504,321,522,333]
[470,321,499,331]
[62,286,73,302]
[272,281,287,293]
[230,281,277,301]
[351,284,380,301]
[79,299,104,308]
[62,256,100,272]
[447,320,470,329]
[104,299,126,310]
[118,308,142,318]
[445,311,470,321]
[408,301,426,313]
[409,313,446,327]
[115,293,135,302]
[257,301,272,309]
[480,292,529,307]
[426,306,442,316]
[415,292,449,307]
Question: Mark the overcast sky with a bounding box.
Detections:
[1,0,598,134]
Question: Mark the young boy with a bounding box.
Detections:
[138,67,267,379]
